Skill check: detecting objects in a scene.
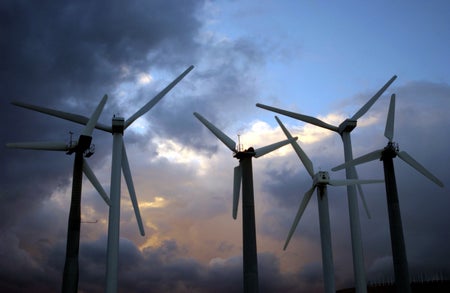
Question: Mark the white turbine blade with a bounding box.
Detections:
[397,151,444,187]
[82,159,111,206]
[256,103,339,132]
[193,112,236,152]
[125,65,194,128]
[284,185,316,250]
[384,94,396,141]
[6,141,69,151]
[81,95,108,137]
[351,75,397,120]
[12,101,112,132]
[254,137,298,158]
[122,144,146,236]
[328,179,384,186]
[232,165,242,220]
[355,169,371,219]
[332,149,383,171]
[275,116,315,177]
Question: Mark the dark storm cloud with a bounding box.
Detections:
[80,239,323,293]
[146,37,267,155]
[1,0,201,101]
[1,0,203,219]
[0,224,330,293]
[263,167,309,209]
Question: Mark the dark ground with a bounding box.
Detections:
[337,279,450,293]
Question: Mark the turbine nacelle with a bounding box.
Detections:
[338,119,357,134]
[381,141,399,160]
[77,134,93,152]
[314,171,331,185]
[112,116,125,134]
[233,147,256,159]
[65,135,95,157]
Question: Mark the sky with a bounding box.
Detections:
[1,0,449,292]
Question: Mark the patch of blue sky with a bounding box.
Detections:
[203,0,449,126]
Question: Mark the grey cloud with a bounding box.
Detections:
[0,225,341,292]
[1,0,203,228]
[139,36,268,155]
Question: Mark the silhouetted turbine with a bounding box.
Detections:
[194,112,296,293]
[333,94,444,293]
[256,75,396,292]
[7,95,110,293]
[11,65,194,292]
[276,116,383,293]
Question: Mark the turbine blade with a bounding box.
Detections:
[254,137,298,158]
[125,65,194,128]
[351,75,397,120]
[122,144,146,236]
[283,185,316,250]
[232,165,242,219]
[332,149,383,171]
[257,103,339,132]
[82,159,111,206]
[193,112,236,152]
[275,116,315,177]
[6,141,69,151]
[384,94,396,141]
[328,179,384,186]
[11,101,112,132]
[397,151,444,187]
[81,95,108,137]
[355,169,371,219]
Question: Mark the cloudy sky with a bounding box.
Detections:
[1,1,449,292]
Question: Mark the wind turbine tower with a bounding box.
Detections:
[333,94,444,293]
[194,112,297,293]
[10,65,194,293]
[7,96,110,293]
[256,75,396,292]
[275,116,383,293]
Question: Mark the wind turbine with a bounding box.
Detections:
[10,65,194,292]
[332,94,444,293]
[256,75,397,292]
[193,112,297,293]
[275,116,383,293]
[7,95,110,293]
